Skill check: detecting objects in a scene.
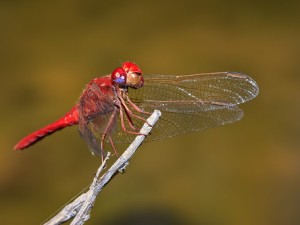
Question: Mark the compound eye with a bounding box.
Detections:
[127,72,144,89]
[111,67,127,86]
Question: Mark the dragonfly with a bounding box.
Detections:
[14,62,259,159]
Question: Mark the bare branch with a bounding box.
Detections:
[43,110,161,225]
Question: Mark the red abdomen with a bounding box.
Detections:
[14,106,79,150]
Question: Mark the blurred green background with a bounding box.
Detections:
[1,0,300,224]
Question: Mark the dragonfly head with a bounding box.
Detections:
[122,62,144,89]
[111,62,144,89]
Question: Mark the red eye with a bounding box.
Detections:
[111,67,127,86]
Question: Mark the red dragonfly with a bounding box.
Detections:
[14,62,259,159]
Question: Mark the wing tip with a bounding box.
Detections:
[226,72,259,100]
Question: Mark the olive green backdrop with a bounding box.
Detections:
[1,1,300,225]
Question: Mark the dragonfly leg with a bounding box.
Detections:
[119,106,145,136]
[100,108,119,160]
[122,106,139,131]
[119,95,151,127]
[108,136,118,157]
[126,96,151,115]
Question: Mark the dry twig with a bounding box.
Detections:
[43,110,161,225]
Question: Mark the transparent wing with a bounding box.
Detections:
[78,82,118,155]
[112,105,244,144]
[112,72,259,143]
[132,72,259,107]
